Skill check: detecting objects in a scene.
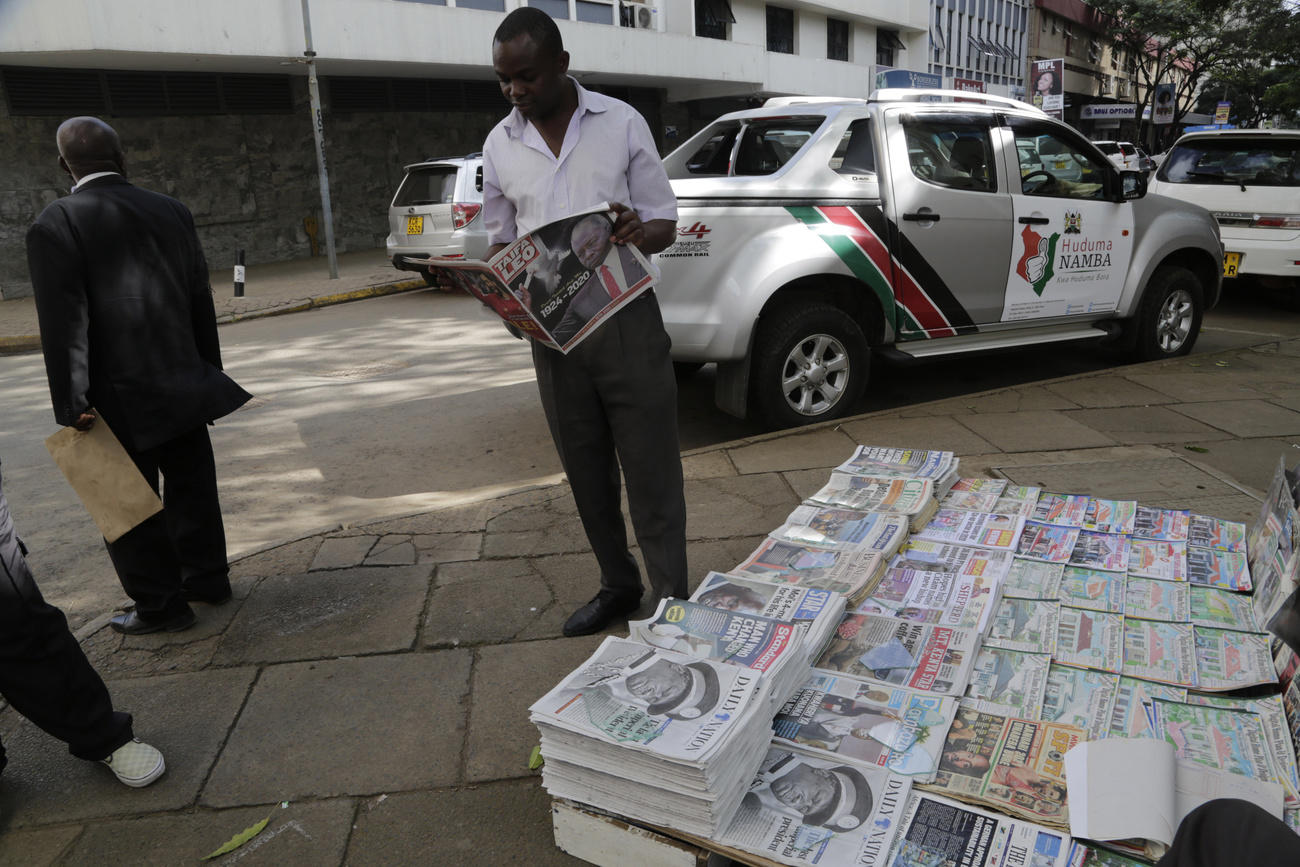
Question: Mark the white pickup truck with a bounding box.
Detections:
[655,90,1223,428]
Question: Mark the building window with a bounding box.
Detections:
[528,0,567,19]
[827,18,849,61]
[877,29,904,67]
[453,0,505,9]
[575,0,614,24]
[695,0,735,40]
[766,6,794,54]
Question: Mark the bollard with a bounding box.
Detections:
[233,250,245,297]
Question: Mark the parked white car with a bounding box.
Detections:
[385,154,488,286]
[1147,129,1300,290]
[1093,140,1141,172]
[655,90,1223,427]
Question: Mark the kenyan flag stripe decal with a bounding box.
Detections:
[786,207,893,317]
[814,206,957,338]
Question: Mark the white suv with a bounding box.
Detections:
[385,154,489,286]
[1148,129,1300,291]
[1092,140,1140,172]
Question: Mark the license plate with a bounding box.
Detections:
[1223,252,1242,277]
[405,216,424,235]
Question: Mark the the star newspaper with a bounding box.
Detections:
[530,449,1300,861]
[407,203,654,354]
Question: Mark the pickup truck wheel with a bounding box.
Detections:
[1131,266,1203,361]
[752,304,868,428]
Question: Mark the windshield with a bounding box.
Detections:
[394,166,459,206]
[670,115,826,178]
[1158,137,1300,187]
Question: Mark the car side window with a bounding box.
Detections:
[901,117,997,193]
[733,119,824,176]
[1009,119,1108,201]
[684,122,741,175]
[830,119,876,175]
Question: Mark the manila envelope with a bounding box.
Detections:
[45,417,162,543]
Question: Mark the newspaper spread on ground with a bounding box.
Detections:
[1055,607,1124,673]
[1123,576,1189,622]
[413,204,655,354]
[718,745,912,867]
[1127,539,1188,581]
[808,474,936,525]
[995,485,1043,518]
[773,673,958,781]
[914,509,1025,553]
[1003,557,1066,600]
[984,599,1060,655]
[732,538,886,601]
[890,540,1016,583]
[1121,620,1196,686]
[1189,514,1247,552]
[1040,664,1119,740]
[814,614,979,697]
[1133,506,1191,542]
[922,705,1081,829]
[889,792,1076,867]
[1030,493,1090,528]
[854,566,1001,635]
[1068,531,1129,573]
[1192,626,1276,690]
[1152,698,1282,787]
[1017,521,1080,563]
[1105,677,1186,740]
[691,571,844,626]
[942,478,1008,513]
[772,505,910,552]
[1058,567,1125,613]
[1189,584,1258,630]
[1082,498,1137,536]
[1184,691,1300,804]
[965,647,1051,718]
[1185,545,1252,591]
[835,446,956,482]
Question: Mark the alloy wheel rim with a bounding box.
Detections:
[1156,288,1194,353]
[780,333,851,416]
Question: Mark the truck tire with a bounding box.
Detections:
[1130,265,1203,361]
[751,303,869,429]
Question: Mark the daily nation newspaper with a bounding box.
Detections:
[773,673,958,781]
[717,745,912,867]
[410,204,654,354]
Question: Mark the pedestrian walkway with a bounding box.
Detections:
[0,250,428,354]
[0,324,1297,862]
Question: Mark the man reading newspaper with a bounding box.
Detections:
[479,8,686,636]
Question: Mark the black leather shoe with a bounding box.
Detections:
[181,585,232,605]
[562,591,641,638]
[109,609,197,635]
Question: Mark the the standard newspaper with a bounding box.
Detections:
[773,673,958,781]
[410,204,654,353]
[717,745,912,867]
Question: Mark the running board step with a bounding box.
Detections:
[884,323,1113,360]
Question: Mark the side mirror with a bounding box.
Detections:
[1119,170,1146,201]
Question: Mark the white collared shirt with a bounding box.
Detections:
[71,171,121,192]
[481,78,677,246]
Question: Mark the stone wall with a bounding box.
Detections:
[0,77,503,299]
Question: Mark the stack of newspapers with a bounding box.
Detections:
[529,637,777,837]
[689,571,847,667]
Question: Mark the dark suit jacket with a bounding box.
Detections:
[26,176,250,452]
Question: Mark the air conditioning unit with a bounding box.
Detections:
[620,0,659,30]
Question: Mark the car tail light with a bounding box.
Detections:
[452,203,482,229]
[1251,214,1300,229]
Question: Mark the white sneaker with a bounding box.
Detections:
[101,739,165,788]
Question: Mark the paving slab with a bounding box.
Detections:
[992,456,1247,504]
[364,535,417,565]
[1124,371,1264,402]
[0,825,80,866]
[943,385,1080,414]
[203,652,472,806]
[681,449,738,480]
[61,799,356,866]
[838,415,999,456]
[1042,374,1173,408]
[309,535,376,570]
[0,668,255,827]
[347,780,580,866]
[1059,406,1227,445]
[726,428,857,475]
[230,537,322,579]
[1176,439,1300,497]
[956,410,1117,452]
[436,556,538,587]
[1172,399,1300,438]
[684,473,799,540]
[422,570,555,647]
[214,566,431,665]
[465,637,603,783]
[412,532,483,564]
[481,515,592,559]
[1271,388,1300,413]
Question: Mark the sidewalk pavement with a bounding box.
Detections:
[1,266,1298,864]
[0,250,428,355]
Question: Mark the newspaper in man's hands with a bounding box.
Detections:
[407,203,655,353]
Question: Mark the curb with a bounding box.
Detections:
[0,278,430,354]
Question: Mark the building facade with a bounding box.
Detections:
[0,0,930,298]
[927,0,1031,98]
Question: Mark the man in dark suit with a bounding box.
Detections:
[27,117,251,635]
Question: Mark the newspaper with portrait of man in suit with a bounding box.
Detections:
[407,203,655,354]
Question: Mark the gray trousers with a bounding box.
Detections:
[532,292,688,600]
[0,463,133,771]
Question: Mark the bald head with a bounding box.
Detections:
[56,116,125,182]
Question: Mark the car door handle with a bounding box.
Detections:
[902,212,941,222]
[1018,216,1050,225]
